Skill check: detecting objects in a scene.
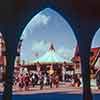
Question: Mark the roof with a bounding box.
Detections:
[72,46,100,66]
[33,50,66,63]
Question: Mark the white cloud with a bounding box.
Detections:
[32,40,51,58]
[57,47,73,62]
[32,40,50,53]
[21,13,50,39]
[31,13,50,25]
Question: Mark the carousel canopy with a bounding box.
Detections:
[33,44,66,63]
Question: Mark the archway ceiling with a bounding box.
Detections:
[0,0,100,43]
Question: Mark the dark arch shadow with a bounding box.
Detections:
[3,3,82,100]
[17,4,78,42]
[15,3,99,99]
[3,1,100,100]
[13,4,83,99]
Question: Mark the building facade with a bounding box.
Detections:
[72,46,100,78]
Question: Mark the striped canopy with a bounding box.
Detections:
[33,44,66,63]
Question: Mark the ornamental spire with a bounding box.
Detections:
[49,43,55,51]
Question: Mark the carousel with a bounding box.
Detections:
[33,43,66,63]
[20,44,75,81]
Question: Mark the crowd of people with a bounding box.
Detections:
[13,63,81,91]
[14,65,60,90]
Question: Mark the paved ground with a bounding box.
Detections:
[0,82,100,95]
[0,81,100,100]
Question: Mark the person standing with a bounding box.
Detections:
[47,64,54,88]
[39,71,44,90]
[53,71,59,88]
[61,64,66,82]
[72,74,81,87]
[18,74,24,91]
[24,73,30,91]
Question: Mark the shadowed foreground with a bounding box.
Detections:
[0,92,99,100]
[12,93,100,100]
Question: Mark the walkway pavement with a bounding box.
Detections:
[0,82,100,94]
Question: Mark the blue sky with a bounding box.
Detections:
[92,28,100,48]
[20,8,77,63]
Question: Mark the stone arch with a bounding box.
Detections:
[14,6,79,90]
[3,1,100,100]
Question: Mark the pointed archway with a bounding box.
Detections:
[12,8,81,94]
